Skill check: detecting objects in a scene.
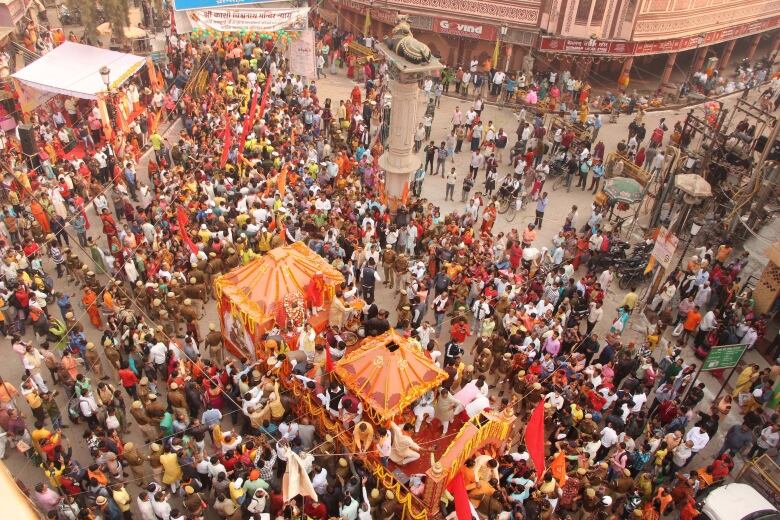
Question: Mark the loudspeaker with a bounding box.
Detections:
[17,124,38,156]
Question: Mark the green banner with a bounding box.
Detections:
[702,344,748,371]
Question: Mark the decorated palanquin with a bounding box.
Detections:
[334,330,449,423]
[213,242,344,360]
[282,330,516,520]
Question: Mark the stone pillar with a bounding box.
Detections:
[380,77,420,208]
[660,52,677,85]
[720,40,736,70]
[770,32,780,61]
[746,34,762,61]
[377,41,443,211]
[692,46,708,73]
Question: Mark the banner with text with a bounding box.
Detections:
[288,28,316,78]
[183,6,308,32]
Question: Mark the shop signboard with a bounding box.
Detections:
[538,37,635,55]
[433,17,497,41]
[183,6,309,32]
[174,0,272,11]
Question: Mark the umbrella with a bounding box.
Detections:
[603,176,644,203]
[96,22,148,39]
[675,173,712,198]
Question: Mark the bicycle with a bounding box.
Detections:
[505,193,529,222]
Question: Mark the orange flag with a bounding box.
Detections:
[400,181,409,205]
[277,167,288,198]
[550,450,567,485]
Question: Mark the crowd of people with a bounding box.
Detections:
[0,11,777,520]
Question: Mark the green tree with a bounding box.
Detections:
[104,0,131,41]
[65,0,97,36]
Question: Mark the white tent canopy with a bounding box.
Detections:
[11,42,146,100]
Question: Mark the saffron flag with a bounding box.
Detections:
[277,167,288,198]
[400,181,409,205]
[176,205,198,255]
[220,111,232,168]
[324,344,335,373]
[550,450,567,485]
[525,400,546,481]
[446,471,473,520]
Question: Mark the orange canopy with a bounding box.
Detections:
[215,242,345,321]
[334,330,449,422]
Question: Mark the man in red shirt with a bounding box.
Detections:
[449,318,470,345]
[304,497,328,520]
[117,362,139,399]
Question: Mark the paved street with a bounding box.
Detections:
[1,63,777,514]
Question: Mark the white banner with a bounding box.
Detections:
[288,28,316,78]
[184,6,309,32]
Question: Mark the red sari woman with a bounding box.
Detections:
[73,193,90,229]
[480,203,497,235]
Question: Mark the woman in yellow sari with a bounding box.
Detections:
[732,364,760,397]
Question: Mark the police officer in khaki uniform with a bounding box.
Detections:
[207,252,224,288]
[183,278,207,311]
[85,342,108,380]
[223,247,240,270]
[382,245,396,288]
[180,298,200,342]
[163,292,181,336]
[103,338,122,371]
[205,324,223,365]
[130,400,158,441]
[145,393,165,424]
[64,311,84,333]
[167,382,189,423]
[394,253,409,293]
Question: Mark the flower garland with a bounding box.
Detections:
[282,291,306,328]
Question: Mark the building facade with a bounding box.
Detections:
[325,0,780,87]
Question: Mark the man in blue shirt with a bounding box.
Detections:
[124,163,138,201]
[534,192,549,229]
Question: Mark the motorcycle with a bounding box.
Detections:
[58,4,82,26]
[617,264,651,290]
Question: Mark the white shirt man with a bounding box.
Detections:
[685,426,710,454]
[600,425,618,448]
[311,467,328,495]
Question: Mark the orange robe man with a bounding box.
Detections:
[30,200,51,234]
[82,287,103,329]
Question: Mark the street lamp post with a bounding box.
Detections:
[678,34,705,103]
[99,65,111,91]
[500,24,508,72]
[674,218,703,270]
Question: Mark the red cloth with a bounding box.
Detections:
[525,400,546,481]
[446,471,473,520]
[220,110,232,168]
[176,205,198,255]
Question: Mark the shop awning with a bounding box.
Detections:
[11,41,146,100]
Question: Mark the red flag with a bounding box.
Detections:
[238,86,260,156]
[446,471,473,520]
[176,205,198,255]
[220,111,232,168]
[525,400,546,481]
